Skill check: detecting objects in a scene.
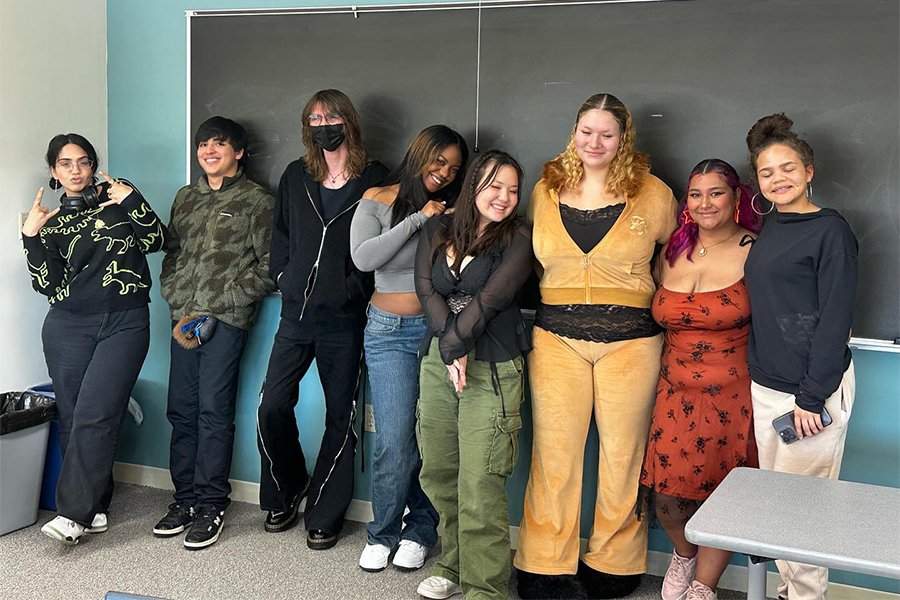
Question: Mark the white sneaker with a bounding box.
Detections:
[41,516,84,546]
[84,513,108,534]
[359,543,392,572]
[393,539,428,571]
[417,576,462,599]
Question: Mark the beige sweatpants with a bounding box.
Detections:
[750,361,856,600]
[514,327,663,576]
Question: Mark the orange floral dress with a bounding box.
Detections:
[641,278,758,500]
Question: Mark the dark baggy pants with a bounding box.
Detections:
[166,320,249,510]
[256,316,364,534]
[41,305,150,526]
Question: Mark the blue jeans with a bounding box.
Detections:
[364,304,438,548]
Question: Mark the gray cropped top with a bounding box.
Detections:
[350,198,428,293]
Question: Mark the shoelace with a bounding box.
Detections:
[194,509,221,530]
[668,553,694,587]
[689,582,716,600]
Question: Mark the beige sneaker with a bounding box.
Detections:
[686,581,717,600]
[661,551,697,600]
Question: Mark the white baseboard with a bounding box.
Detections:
[111,461,375,524]
[113,462,896,599]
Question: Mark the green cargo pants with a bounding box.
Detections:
[417,337,525,600]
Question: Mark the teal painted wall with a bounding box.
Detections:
[107,1,899,593]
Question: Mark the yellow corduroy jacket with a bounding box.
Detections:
[527,174,678,309]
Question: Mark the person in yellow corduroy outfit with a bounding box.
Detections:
[514,93,678,600]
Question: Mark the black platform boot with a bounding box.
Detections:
[516,568,588,600]
[577,561,641,599]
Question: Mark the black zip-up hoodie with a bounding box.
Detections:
[744,207,858,411]
[270,159,389,324]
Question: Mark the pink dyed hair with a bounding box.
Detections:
[665,158,761,267]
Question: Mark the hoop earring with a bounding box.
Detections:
[750,193,774,216]
[807,182,813,199]
[49,177,61,191]
[682,206,695,224]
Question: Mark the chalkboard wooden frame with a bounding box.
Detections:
[186,0,899,345]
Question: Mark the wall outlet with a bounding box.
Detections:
[364,403,376,433]
[17,211,29,241]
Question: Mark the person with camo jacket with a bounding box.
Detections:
[155,116,275,550]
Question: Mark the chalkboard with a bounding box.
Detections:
[190,0,899,341]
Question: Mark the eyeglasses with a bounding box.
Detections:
[55,158,94,171]
[307,113,343,126]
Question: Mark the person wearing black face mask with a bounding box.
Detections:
[257,89,388,550]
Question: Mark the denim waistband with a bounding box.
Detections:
[366,303,427,326]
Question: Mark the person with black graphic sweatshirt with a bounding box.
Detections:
[743,114,858,600]
[22,133,165,546]
[256,90,388,549]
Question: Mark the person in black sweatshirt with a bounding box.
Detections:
[743,113,858,600]
[22,133,166,546]
[256,89,388,549]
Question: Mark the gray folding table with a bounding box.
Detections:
[684,467,900,600]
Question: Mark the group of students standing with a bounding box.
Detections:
[22,88,857,600]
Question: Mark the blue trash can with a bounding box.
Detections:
[26,383,61,511]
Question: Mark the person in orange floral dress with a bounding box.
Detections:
[641,159,761,600]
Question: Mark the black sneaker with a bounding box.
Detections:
[183,505,225,550]
[153,502,195,537]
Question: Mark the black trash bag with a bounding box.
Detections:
[0,392,57,436]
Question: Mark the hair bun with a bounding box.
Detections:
[746,112,795,151]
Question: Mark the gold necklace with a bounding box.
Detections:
[697,229,740,257]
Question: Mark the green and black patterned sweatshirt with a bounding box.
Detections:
[22,184,166,312]
[160,170,275,330]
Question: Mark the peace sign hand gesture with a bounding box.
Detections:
[97,171,134,206]
[22,188,59,237]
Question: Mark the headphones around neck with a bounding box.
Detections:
[59,180,103,212]
[57,178,141,212]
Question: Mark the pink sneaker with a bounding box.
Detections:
[661,551,697,600]
[686,581,717,600]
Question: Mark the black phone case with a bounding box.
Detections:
[772,407,832,444]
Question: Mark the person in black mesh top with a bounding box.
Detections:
[414,150,532,600]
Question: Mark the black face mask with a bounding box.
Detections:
[310,124,346,152]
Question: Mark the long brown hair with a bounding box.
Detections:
[542,93,649,198]
[388,125,469,227]
[300,89,371,181]
[431,150,524,273]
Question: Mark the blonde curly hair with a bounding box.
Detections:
[542,93,650,198]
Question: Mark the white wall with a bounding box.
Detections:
[0,0,107,390]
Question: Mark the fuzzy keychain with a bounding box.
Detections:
[173,315,218,349]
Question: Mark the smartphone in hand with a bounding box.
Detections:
[772,407,833,445]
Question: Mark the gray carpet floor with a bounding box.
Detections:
[1,483,747,600]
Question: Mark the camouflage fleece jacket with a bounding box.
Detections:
[160,169,275,330]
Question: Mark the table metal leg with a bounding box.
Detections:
[747,557,768,600]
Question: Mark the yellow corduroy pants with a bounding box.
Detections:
[751,361,856,600]
[514,326,663,576]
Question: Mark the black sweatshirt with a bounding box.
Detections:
[22,183,166,313]
[744,208,858,411]
[270,159,388,324]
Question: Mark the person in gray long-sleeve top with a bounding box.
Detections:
[350,125,468,574]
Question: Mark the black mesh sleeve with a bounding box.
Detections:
[414,217,453,341]
[437,227,533,363]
